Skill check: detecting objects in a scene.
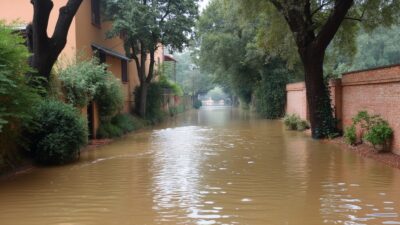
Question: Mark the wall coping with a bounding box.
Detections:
[342,65,400,86]
[342,63,400,76]
[286,82,305,91]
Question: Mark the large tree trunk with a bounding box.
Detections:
[29,0,83,81]
[138,83,148,117]
[301,48,336,138]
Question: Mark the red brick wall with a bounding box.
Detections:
[342,65,400,154]
[286,64,400,155]
[286,82,308,120]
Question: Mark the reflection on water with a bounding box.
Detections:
[0,106,399,225]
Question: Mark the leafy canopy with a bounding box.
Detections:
[104,0,199,53]
[238,0,400,68]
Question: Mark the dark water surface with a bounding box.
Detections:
[0,106,399,225]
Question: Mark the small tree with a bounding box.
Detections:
[104,0,198,117]
[28,0,83,81]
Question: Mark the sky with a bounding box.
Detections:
[199,0,211,12]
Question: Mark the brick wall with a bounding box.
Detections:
[286,64,400,155]
[342,65,400,155]
[286,82,308,120]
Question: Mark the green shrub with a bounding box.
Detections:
[159,75,183,96]
[95,79,124,121]
[296,120,310,131]
[344,125,357,145]
[97,122,123,139]
[0,22,42,171]
[347,111,393,150]
[58,57,124,121]
[0,22,41,132]
[283,114,309,131]
[283,114,300,130]
[97,114,147,138]
[134,83,166,124]
[193,99,202,109]
[26,100,88,165]
[364,122,393,147]
[111,114,136,133]
[254,61,288,119]
[352,110,383,131]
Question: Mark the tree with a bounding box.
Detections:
[242,0,400,138]
[197,0,260,106]
[28,0,83,81]
[104,0,198,117]
[197,0,301,110]
[326,25,400,76]
[161,51,214,96]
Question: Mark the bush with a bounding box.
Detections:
[296,120,310,131]
[346,111,393,151]
[283,114,300,130]
[159,75,184,96]
[95,78,124,121]
[134,82,166,124]
[26,100,88,165]
[364,122,393,147]
[193,99,202,109]
[58,57,124,121]
[97,114,146,138]
[344,125,357,145]
[111,114,135,133]
[283,114,309,131]
[97,122,123,139]
[254,61,288,119]
[0,22,42,171]
[0,22,41,132]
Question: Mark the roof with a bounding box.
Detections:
[91,43,130,61]
[164,54,177,62]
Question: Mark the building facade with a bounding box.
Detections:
[0,0,165,138]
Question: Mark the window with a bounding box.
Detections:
[91,0,101,27]
[121,60,128,83]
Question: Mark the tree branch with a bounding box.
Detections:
[314,0,354,50]
[31,0,53,46]
[311,0,333,17]
[160,0,172,23]
[51,0,83,53]
[344,6,366,22]
[344,16,362,22]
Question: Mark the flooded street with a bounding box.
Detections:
[1,106,400,225]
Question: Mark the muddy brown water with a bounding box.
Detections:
[0,106,399,225]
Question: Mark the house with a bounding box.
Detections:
[0,0,165,138]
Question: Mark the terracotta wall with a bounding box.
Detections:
[0,0,77,59]
[341,65,400,155]
[286,65,400,155]
[286,82,308,120]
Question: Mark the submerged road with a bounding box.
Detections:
[0,106,399,225]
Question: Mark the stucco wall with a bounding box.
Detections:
[0,0,77,59]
